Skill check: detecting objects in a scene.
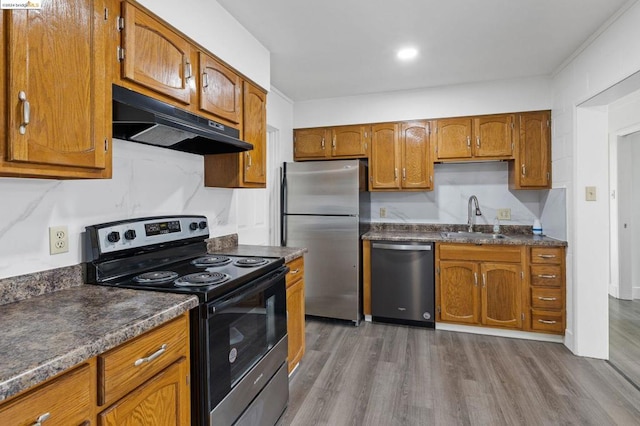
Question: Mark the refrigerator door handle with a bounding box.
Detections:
[281,165,287,246]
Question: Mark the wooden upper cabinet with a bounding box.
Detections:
[400,120,432,190]
[434,118,472,159]
[198,52,242,125]
[242,82,266,185]
[473,114,514,158]
[331,125,370,158]
[294,128,331,160]
[369,123,400,190]
[510,111,551,189]
[1,0,112,178]
[120,1,192,104]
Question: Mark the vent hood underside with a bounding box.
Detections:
[112,85,253,155]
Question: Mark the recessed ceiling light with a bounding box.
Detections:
[397,47,418,61]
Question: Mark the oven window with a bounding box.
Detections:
[207,278,286,409]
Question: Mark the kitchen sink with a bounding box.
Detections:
[440,231,510,240]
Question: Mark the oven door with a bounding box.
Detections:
[205,266,288,425]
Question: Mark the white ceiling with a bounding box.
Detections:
[216,0,631,102]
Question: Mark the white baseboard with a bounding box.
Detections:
[364,315,372,322]
[435,323,564,344]
[634,287,640,300]
[609,284,619,298]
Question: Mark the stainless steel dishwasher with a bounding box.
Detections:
[371,241,435,327]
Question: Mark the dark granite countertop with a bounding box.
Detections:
[207,244,307,263]
[0,285,198,402]
[362,223,567,247]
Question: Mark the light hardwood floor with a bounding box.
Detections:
[609,296,640,388]
[280,318,640,426]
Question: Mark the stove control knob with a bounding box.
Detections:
[189,222,198,231]
[107,231,120,243]
[198,221,208,230]
[124,229,137,240]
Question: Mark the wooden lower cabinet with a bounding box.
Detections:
[436,244,524,330]
[526,246,566,334]
[0,314,191,426]
[286,257,306,373]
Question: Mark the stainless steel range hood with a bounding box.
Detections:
[112,85,253,155]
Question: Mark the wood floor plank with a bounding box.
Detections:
[609,296,640,387]
[281,318,640,426]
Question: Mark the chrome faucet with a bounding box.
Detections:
[467,195,482,232]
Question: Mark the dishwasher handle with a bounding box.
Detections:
[371,242,432,251]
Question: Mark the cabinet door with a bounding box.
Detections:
[370,123,400,190]
[481,263,522,329]
[121,1,192,104]
[242,82,266,185]
[286,277,305,374]
[331,125,369,158]
[400,120,432,190]
[438,261,480,324]
[294,128,330,160]
[434,118,472,159]
[4,0,110,176]
[517,111,551,188]
[198,52,242,125]
[99,358,190,426]
[473,114,514,158]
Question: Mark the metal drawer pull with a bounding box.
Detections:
[31,413,50,426]
[538,296,557,301]
[19,91,30,135]
[134,344,167,366]
[538,319,557,325]
[537,274,557,279]
[290,268,300,274]
[537,254,556,259]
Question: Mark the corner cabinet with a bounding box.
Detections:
[369,121,433,191]
[293,125,370,161]
[285,257,306,374]
[0,0,113,179]
[436,244,525,329]
[509,111,551,189]
[204,81,267,188]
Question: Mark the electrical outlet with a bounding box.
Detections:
[585,186,597,201]
[49,226,69,255]
[379,207,387,218]
[497,208,511,220]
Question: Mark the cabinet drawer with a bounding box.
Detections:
[438,244,522,263]
[531,288,563,310]
[286,257,304,288]
[531,310,564,334]
[99,314,188,407]
[530,247,563,264]
[0,363,92,425]
[530,265,562,287]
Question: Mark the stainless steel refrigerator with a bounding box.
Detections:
[281,159,370,324]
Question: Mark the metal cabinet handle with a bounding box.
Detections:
[19,91,30,135]
[467,136,471,148]
[31,413,50,426]
[474,272,478,286]
[402,168,406,180]
[482,273,486,288]
[394,168,398,180]
[245,152,252,168]
[134,344,167,366]
[476,136,480,148]
[321,138,325,150]
[185,62,193,81]
[538,319,557,325]
[521,164,526,176]
[332,136,336,149]
[202,72,209,89]
[538,254,556,259]
[537,274,557,279]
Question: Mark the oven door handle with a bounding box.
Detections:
[206,266,289,318]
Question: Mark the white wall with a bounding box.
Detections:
[0,0,271,279]
[552,0,640,358]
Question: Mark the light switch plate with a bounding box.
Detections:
[585,186,597,201]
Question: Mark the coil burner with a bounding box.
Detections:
[133,271,179,285]
[191,255,232,267]
[234,257,269,267]
[175,271,231,287]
